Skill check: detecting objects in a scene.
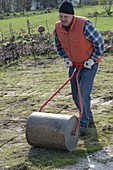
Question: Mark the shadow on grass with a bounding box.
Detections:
[28,147,78,169]
[28,123,103,169]
[79,123,103,152]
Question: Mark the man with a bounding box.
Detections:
[54,0,104,136]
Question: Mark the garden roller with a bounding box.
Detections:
[26,66,84,151]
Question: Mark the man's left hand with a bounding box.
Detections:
[84,59,94,69]
[64,58,73,68]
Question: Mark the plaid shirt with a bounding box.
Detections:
[54,20,104,62]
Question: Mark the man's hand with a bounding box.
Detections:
[64,58,73,68]
[84,59,94,69]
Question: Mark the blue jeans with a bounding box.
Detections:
[69,64,98,127]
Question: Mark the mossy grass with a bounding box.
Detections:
[0,54,113,169]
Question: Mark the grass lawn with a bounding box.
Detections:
[0,54,113,169]
[0,5,113,39]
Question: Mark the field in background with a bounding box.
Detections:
[0,5,113,38]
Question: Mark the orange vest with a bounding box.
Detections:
[55,16,94,64]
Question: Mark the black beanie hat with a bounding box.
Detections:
[59,0,74,15]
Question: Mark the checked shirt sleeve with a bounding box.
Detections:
[84,20,104,62]
[53,28,68,59]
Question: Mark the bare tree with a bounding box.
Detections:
[0,0,32,13]
[0,0,59,13]
[79,0,82,4]
[38,0,59,8]
[0,0,11,12]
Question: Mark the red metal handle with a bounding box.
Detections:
[72,59,101,135]
[72,68,84,135]
[39,68,77,112]
[39,67,83,136]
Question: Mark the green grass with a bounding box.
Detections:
[0,54,113,170]
[0,5,113,39]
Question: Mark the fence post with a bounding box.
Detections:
[9,23,15,62]
[27,19,31,35]
[0,29,6,65]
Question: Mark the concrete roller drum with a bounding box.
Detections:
[26,112,79,151]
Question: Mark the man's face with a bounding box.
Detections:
[59,13,73,26]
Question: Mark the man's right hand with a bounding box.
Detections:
[84,59,94,69]
[64,58,73,68]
